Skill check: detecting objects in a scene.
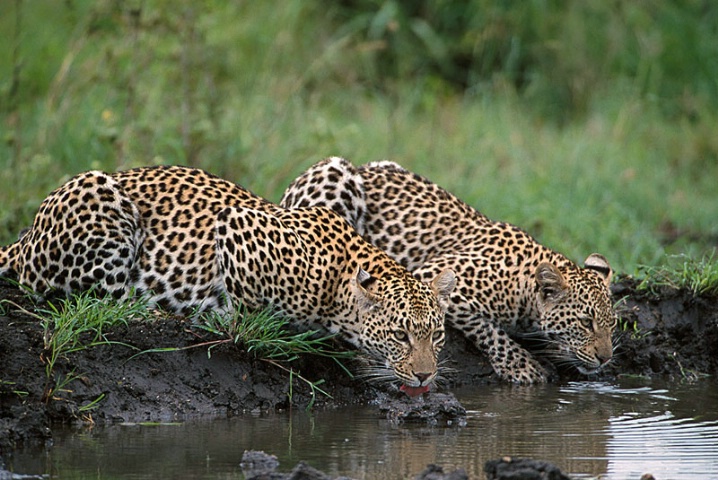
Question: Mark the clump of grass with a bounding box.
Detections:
[638,253,718,297]
[3,290,148,403]
[613,295,638,335]
[195,305,355,409]
[37,291,148,379]
[196,305,355,363]
[133,303,354,409]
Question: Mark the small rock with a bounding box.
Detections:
[484,456,571,480]
[286,461,332,480]
[240,450,357,480]
[413,464,469,480]
[379,392,467,425]
[240,450,280,479]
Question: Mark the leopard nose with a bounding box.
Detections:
[596,351,612,366]
[414,372,432,383]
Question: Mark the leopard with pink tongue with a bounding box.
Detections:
[0,165,456,396]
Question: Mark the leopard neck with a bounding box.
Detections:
[515,245,576,325]
[322,238,413,351]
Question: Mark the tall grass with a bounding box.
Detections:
[1,0,716,275]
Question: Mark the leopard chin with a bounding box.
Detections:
[576,363,604,375]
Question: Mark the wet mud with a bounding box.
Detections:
[1,277,717,476]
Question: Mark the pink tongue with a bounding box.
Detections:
[400,384,430,398]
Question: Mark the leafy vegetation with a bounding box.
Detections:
[336,1,718,120]
[134,301,355,408]
[37,292,147,379]
[0,0,716,277]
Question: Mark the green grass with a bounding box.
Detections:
[1,0,717,276]
[195,305,355,408]
[194,304,355,364]
[3,291,147,381]
[2,290,148,404]
[638,253,718,297]
[139,303,355,409]
[39,292,148,378]
[3,289,353,408]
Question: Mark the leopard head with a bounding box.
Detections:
[535,253,617,375]
[350,267,456,396]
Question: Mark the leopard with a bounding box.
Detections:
[0,165,456,395]
[280,157,618,384]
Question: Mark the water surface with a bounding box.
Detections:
[9,378,718,479]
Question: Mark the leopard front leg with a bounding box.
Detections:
[452,318,548,384]
[414,255,548,384]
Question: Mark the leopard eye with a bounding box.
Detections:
[579,317,594,331]
[393,330,409,343]
[432,331,444,342]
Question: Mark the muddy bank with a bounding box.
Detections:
[1,277,717,457]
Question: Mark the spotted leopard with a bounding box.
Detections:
[0,165,456,392]
[281,157,618,384]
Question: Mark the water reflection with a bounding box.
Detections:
[8,379,718,479]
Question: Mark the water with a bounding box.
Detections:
[8,378,718,479]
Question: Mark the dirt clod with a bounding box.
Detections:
[378,391,467,426]
[484,456,571,480]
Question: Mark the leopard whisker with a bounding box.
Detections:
[540,343,583,367]
[432,371,451,389]
[516,329,549,338]
[437,356,456,370]
[354,361,398,386]
[432,359,456,388]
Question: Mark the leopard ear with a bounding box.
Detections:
[430,268,456,309]
[584,253,612,287]
[536,262,568,303]
[351,267,381,312]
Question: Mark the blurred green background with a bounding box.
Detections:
[1,0,717,275]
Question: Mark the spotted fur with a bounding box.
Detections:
[0,165,456,390]
[281,157,618,383]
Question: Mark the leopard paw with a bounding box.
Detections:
[492,351,549,384]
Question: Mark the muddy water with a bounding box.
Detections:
[9,378,718,479]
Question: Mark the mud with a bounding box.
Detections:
[1,277,717,469]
